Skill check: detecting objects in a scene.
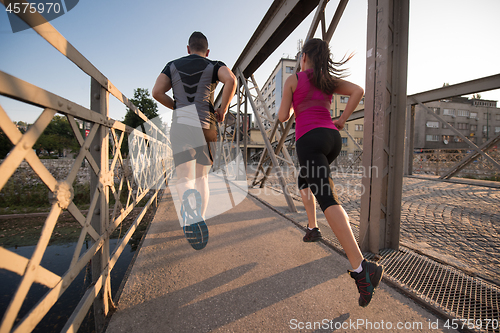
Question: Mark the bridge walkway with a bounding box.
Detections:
[106,177,453,332]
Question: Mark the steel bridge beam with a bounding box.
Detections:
[359,0,410,253]
[215,0,320,108]
[404,74,500,175]
[233,0,320,79]
[332,108,365,122]
[408,74,500,105]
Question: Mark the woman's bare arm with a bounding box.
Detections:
[332,79,364,130]
[278,74,298,122]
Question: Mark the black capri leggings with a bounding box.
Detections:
[296,127,342,212]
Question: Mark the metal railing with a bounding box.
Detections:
[0,2,173,332]
[412,148,500,179]
[405,76,500,179]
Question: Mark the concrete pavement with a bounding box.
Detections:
[263,171,500,284]
[106,177,457,333]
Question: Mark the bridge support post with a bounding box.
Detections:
[90,78,112,331]
[243,83,249,166]
[359,0,410,253]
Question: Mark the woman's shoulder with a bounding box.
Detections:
[284,72,298,92]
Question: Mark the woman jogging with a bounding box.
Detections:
[277,38,383,307]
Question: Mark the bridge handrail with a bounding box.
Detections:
[0,2,173,333]
[0,0,158,127]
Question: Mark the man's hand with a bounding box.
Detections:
[215,108,226,122]
[217,66,237,120]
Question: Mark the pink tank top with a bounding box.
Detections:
[292,69,337,140]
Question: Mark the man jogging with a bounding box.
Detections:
[152,31,237,250]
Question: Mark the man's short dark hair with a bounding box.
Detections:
[188,31,208,53]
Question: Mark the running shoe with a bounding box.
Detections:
[348,260,384,307]
[182,222,209,251]
[303,228,322,242]
[180,189,209,250]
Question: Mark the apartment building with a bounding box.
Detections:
[331,94,365,158]
[255,57,297,130]
[414,97,500,149]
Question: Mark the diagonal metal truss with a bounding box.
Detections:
[404,75,500,179]
[341,127,364,171]
[228,0,351,213]
[439,132,500,179]
[0,74,168,333]
[237,69,297,212]
[413,100,500,171]
[249,73,297,188]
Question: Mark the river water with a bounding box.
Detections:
[1,239,137,332]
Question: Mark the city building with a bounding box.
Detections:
[331,94,365,159]
[255,57,297,130]
[413,97,500,150]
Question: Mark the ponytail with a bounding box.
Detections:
[301,38,352,95]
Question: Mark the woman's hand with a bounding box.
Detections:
[333,80,364,127]
[333,119,345,130]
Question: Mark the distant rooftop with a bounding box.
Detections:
[442,96,497,107]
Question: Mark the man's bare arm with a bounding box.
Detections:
[215,66,237,122]
[152,73,175,109]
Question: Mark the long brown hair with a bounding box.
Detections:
[301,38,352,95]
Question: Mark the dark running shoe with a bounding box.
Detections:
[348,260,384,307]
[303,228,322,242]
[183,222,209,251]
[181,189,209,250]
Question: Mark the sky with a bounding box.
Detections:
[0,0,499,124]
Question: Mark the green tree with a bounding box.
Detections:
[35,115,79,156]
[1,122,30,159]
[123,88,159,130]
[15,121,29,132]
[121,88,159,156]
[0,128,14,159]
